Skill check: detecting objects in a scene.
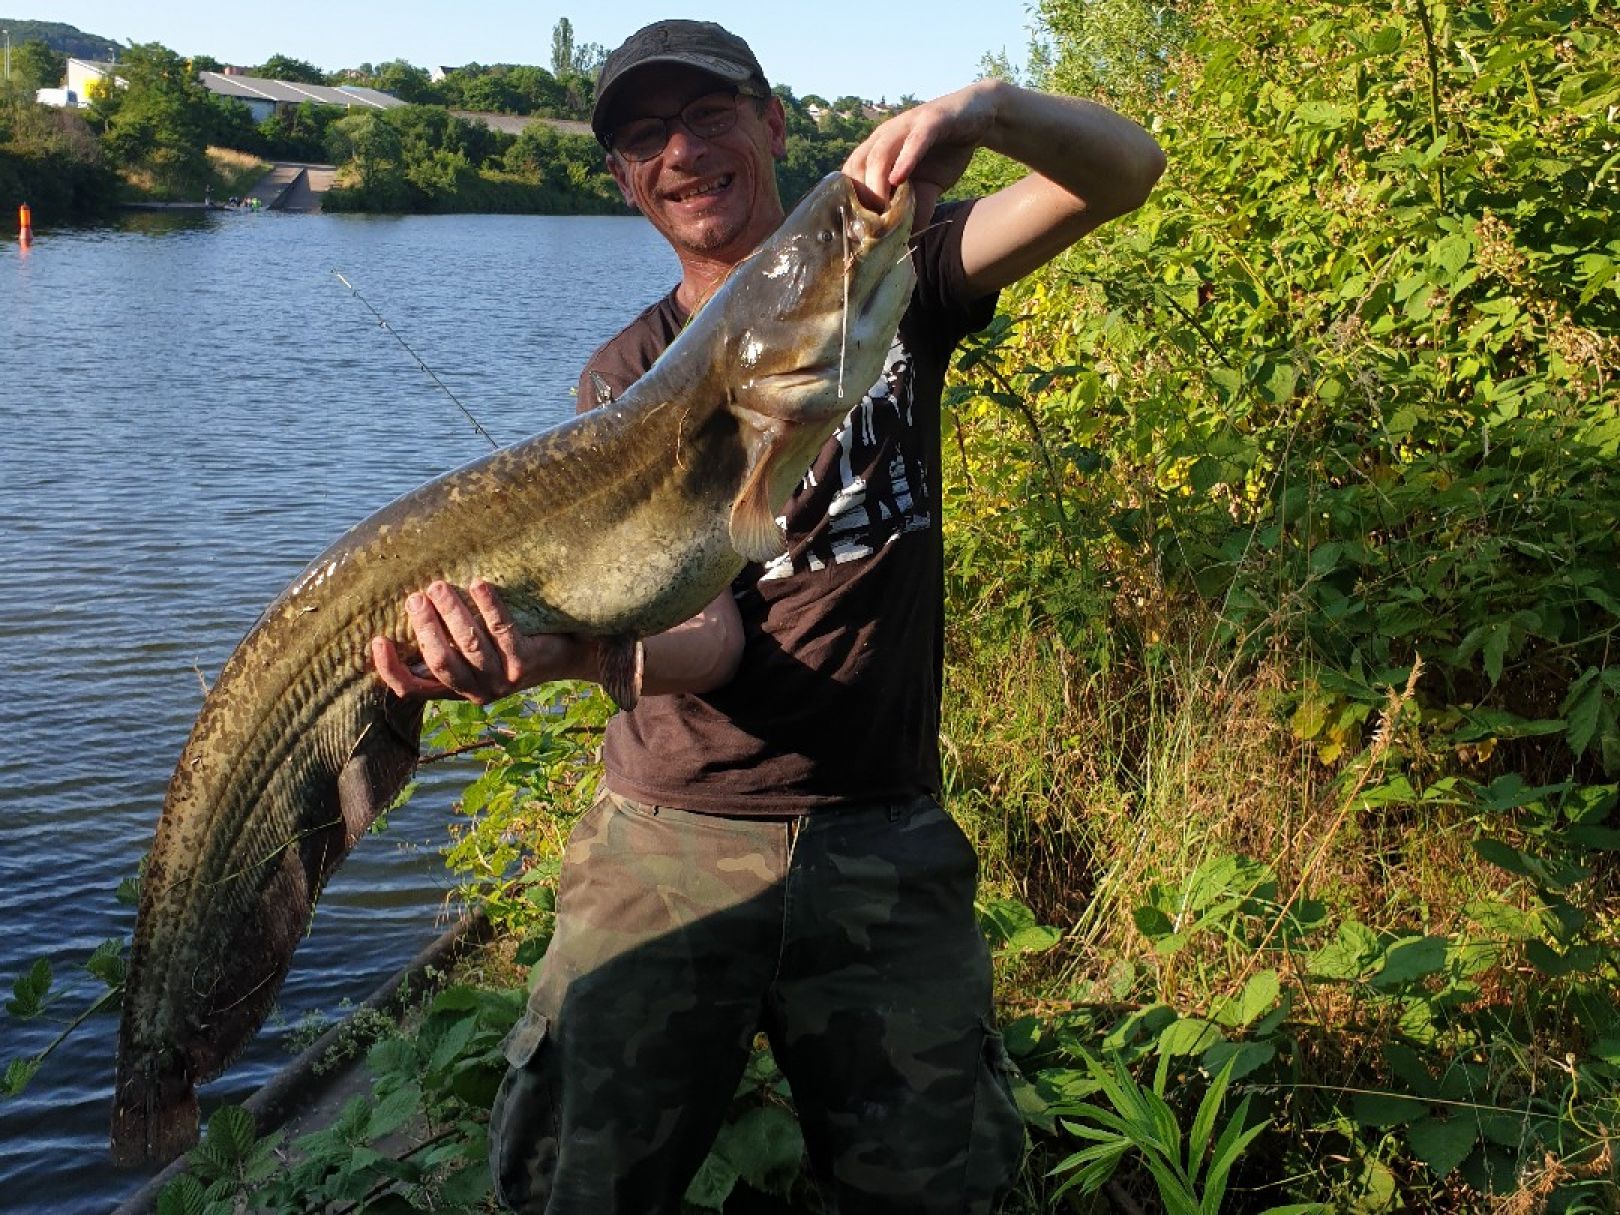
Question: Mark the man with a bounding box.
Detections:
[372,19,1163,1214]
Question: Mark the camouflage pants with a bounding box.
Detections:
[488,791,1025,1214]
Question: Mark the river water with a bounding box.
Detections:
[0,208,676,1212]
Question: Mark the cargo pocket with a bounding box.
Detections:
[488,1012,562,1215]
[963,1023,1027,1214]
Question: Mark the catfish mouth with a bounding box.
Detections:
[840,179,914,259]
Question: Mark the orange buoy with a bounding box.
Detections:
[18,201,31,245]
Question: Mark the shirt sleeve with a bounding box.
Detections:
[910,198,1001,344]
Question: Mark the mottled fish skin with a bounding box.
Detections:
[110,173,915,1166]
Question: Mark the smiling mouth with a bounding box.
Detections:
[668,174,734,203]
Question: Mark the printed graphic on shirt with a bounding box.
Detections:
[760,336,928,583]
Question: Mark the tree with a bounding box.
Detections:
[88,42,215,190]
[459,73,521,115]
[504,65,566,116]
[551,18,576,79]
[372,59,438,104]
[571,41,606,78]
[254,53,326,84]
[12,40,67,93]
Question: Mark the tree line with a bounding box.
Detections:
[0,17,893,218]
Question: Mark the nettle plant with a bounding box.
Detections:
[942,0,1619,1207]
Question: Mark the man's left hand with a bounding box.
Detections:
[842,82,998,220]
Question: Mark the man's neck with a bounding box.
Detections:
[674,257,737,314]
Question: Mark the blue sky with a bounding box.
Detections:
[39,2,1043,103]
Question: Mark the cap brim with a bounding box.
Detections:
[592,54,756,143]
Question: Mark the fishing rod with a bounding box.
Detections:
[330,270,501,451]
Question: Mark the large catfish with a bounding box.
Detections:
[111,172,915,1166]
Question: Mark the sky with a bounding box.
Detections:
[35,2,1042,103]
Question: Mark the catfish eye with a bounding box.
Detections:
[817,229,835,243]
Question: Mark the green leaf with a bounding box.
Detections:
[1201,1040,1275,1082]
[1210,970,1280,1029]
[1189,456,1224,494]
[1373,936,1448,990]
[1408,1114,1477,1177]
[365,1082,420,1139]
[1466,898,1544,941]
[5,959,52,1019]
[1525,940,1601,976]
[1133,904,1177,940]
[155,1175,207,1215]
[85,938,127,988]
[1295,100,1350,128]
[713,1105,805,1197]
[1563,673,1605,757]
[1188,1057,1235,1183]
[426,1013,477,1075]
[1350,1092,1424,1127]
[1430,233,1472,277]
[1482,623,1509,686]
[514,929,553,966]
[438,1159,494,1205]
[1158,1017,1223,1057]
[1308,921,1381,981]
[979,897,1062,953]
[2,1056,41,1096]
[206,1105,258,1159]
[1007,923,1064,953]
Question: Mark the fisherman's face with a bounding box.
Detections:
[605,65,787,267]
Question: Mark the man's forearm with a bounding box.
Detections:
[639,590,745,696]
[954,82,1165,294]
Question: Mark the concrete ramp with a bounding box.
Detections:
[244,163,340,213]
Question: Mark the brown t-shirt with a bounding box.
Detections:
[576,200,997,815]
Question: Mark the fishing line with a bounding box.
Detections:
[331,270,501,450]
[838,208,850,399]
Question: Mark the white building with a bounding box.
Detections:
[65,58,122,103]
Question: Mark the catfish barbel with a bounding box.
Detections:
[111,172,915,1166]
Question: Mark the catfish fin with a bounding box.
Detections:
[336,691,424,846]
[728,436,788,563]
[595,636,644,711]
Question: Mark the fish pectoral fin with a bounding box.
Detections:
[596,635,644,711]
[728,436,788,564]
[336,693,424,848]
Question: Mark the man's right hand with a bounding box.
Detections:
[371,579,592,706]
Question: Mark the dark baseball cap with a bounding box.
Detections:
[592,19,767,146]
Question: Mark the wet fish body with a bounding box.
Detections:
[111,173,915,1165]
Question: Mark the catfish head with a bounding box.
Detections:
[717,171,916,561]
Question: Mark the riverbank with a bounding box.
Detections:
[113,911,495,1214]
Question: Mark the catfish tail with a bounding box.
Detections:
[111,681,422,1166]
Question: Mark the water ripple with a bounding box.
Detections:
[0,211,674,1211]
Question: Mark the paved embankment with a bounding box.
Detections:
[110,909,493,1214]
[243,162,339,213]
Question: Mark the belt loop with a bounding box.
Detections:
[887,801,903,823]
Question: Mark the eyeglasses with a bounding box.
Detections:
[607,85,766,163]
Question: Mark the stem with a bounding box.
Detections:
[1413,0,1447,210]
[979,362,1076,561]
[20,984,122,1076]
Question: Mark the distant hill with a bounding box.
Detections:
[0,18,121,61]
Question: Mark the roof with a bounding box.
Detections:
[198,72,405,110]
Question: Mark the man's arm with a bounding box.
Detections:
[842,80,1166,295]
[371,580,744,706]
